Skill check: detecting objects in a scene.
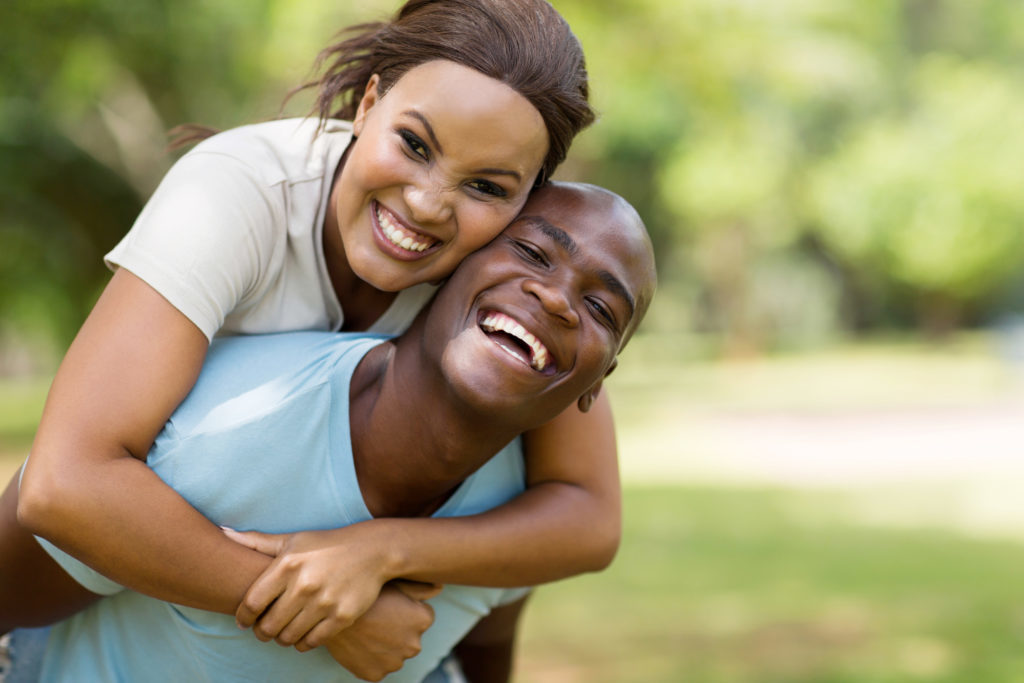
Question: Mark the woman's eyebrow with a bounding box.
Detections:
[403,110,443,153]
[402,110,522,182]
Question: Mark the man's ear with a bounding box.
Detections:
[352,74,381,137]
[577,359,618,413]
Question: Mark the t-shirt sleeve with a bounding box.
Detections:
[496,586,533,606]
[105,151,283,340]
[34,536,125,596]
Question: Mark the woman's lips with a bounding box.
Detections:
[375,202,439,254]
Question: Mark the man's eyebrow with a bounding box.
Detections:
[518,216,578,255]
[404,111,443,154]
[599,270,636,323]
[519,215,636,322]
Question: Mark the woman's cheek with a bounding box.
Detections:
[470,204,519,249]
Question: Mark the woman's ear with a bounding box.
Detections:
[352,74,381,136]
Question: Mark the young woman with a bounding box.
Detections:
[3,0,622,671]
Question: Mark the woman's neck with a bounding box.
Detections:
[322,154,396,331]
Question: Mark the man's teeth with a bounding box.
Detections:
[480,312,551,371]
[377,206,433,252]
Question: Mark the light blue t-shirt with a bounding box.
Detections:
[39,332,526,682]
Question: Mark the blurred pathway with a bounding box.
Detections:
[620,397,1024,487]
[618,396,1024,539]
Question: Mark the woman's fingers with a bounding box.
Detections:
[221,528,289,556]
[392,580,442,602]
[272,601,353,648]
[235,565,288,629]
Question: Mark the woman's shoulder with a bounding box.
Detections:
[182,118,354,185]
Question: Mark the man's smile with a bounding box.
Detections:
[478,309,555,374]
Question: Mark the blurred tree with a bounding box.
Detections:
[4,0,1024,357]
[806,56,1024,335]
[0,0,389,352]
[1,0,271,347]
[562,0,1024,350]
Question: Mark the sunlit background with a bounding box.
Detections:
[3,1,1024,680]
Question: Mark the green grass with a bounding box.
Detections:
[517,486,1024,683]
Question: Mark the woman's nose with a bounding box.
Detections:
[404,182,453,225]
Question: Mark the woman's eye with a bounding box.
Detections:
[400,130,429,160]
[468,180,507,198]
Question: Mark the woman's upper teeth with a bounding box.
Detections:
[377,205,433,252]
[480,311,551,371]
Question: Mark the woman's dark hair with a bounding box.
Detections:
[295,0,595,183]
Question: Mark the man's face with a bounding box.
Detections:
[425,183,656,426]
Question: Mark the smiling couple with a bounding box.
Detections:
[27,181,656,682]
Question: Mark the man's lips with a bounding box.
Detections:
[375,202,439,254]
[478,310,555,374]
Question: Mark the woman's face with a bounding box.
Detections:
[329,59,549,292]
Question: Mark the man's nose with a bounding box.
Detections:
[523,277,579,327]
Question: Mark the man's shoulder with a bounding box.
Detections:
[204,331,388,383]
[168,332,384,423]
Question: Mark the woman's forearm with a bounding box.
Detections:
[16,269,272,615]
[377,392,622,587]
[19,452,272,614]
[374,481,618,587]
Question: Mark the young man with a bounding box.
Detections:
[20,182,656,681]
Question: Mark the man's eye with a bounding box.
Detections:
[400,130,429,160]
[468,180,507,198]
[588,297,616,326]
[514,241,546,265]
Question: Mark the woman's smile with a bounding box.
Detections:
[373,201,439,258]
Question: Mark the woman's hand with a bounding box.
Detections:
[323,581,439,681]
[223,522,405,649]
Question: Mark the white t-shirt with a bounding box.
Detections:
[105,117,436,340]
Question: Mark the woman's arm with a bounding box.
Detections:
[17,268,279,612]
[231,395,620,645]
[386,393,622,584]
[17,266,620,646]
[10,269,434,672]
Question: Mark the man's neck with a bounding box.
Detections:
[348,326,524,519]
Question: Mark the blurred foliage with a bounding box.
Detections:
[2,0,1024,357]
